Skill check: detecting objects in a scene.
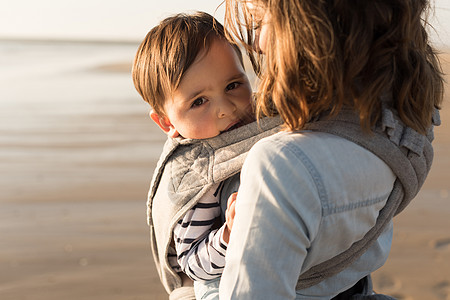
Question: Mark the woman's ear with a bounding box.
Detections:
[150,111,179,138]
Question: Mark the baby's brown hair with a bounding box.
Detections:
[132,11,243,117]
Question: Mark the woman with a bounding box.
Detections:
[220,0,443,299]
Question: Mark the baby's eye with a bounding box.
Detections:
[226,82,240,91]
[191,97,207,108]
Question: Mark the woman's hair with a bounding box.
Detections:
[132,11,243,116]
[225,0,444,134]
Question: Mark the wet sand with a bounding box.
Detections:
[0,40,169,300]
[0,42,448,300]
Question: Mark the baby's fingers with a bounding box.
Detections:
[226,194,237,231]
[227,192,237,210]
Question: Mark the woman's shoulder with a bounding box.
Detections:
[249,130,394,185]
[246,130,354,177]
[251,130,352,156]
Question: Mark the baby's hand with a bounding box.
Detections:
[222,192,237,243]
[226,192,237,231]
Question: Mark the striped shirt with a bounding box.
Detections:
[170,182,228,281]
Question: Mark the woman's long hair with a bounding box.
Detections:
[225,0,444,134]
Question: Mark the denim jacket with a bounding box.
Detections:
[219,108,440,299]
[220,130,395,299]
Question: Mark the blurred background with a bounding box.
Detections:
[0,1,448,299]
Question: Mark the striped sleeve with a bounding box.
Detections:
[168,246,181,273]
[172,182,228,281]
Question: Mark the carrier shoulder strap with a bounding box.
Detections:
[296,108,439,290]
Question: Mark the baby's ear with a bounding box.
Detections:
[150,111,179,138]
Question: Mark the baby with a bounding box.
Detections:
[132,11,254,299]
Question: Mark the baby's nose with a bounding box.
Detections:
[217,99,237,118]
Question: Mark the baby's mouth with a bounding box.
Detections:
[221,121,243,133]
[221,111,256,134]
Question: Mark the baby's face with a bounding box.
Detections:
[162,38,253,139]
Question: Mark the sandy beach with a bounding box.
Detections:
[0,41,448,300]
[0,40,169,300]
